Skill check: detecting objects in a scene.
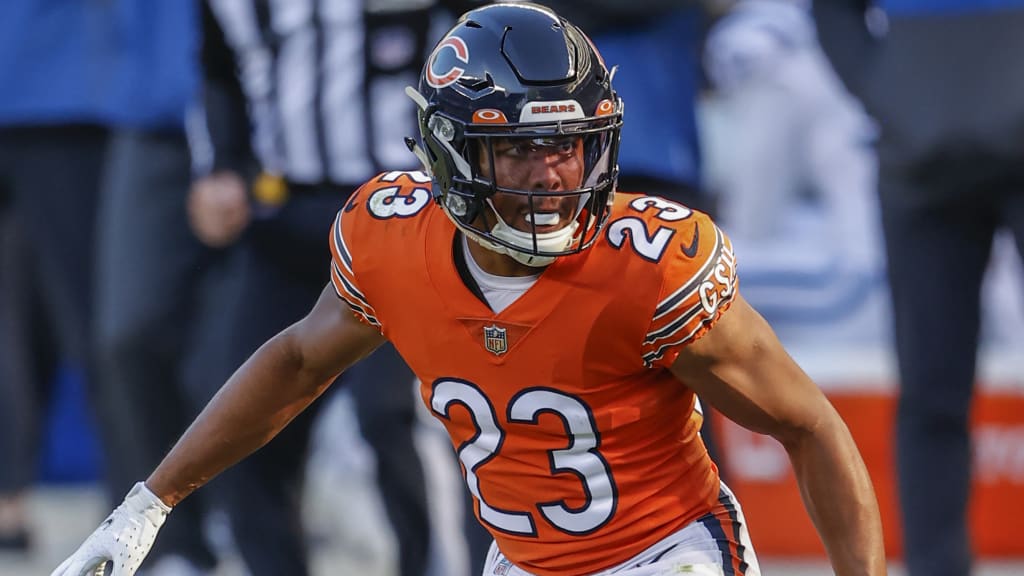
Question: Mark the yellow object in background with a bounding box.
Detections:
[253,172,288,206]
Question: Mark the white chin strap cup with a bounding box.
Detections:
[482,200,579,267]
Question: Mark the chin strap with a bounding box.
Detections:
[483,198,579,266]
[446,209,557,268]
[479,235,557,268]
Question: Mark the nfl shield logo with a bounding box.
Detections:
[483,324,508,356]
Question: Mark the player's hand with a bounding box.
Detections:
[50,482,171,576]
[187,170,251,248]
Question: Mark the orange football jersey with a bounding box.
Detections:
[329,171,739,575]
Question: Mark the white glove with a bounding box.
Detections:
[51,482,172,576]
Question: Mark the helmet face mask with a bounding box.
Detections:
[408,2,623,266]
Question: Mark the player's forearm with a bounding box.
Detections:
[783,410,886,576]
[146,328,335,506]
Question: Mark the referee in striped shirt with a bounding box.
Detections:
[186,2,449,574]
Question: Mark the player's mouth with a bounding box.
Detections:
[523,211,565,232]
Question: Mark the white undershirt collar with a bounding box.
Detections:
[461,235,539,313]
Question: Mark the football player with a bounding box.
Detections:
[52,3,884,575]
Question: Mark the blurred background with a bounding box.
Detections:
[1,0,1022,575]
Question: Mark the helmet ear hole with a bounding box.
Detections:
[445,194,469,217]
[463,196,485,223]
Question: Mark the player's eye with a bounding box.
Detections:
[491,140,526,157]
[511,142,534,156]
[554,138,576,155]
[491,137,579,159]
[491,142,532,159]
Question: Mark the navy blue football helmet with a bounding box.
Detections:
[406,2,623,266]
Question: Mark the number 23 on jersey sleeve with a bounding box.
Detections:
[606,193,738,368]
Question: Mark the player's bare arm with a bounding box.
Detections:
[51,285,384,576]
[670,293,886,576]
[147,284,386,506]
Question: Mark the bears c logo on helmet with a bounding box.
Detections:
[426,36,469,89]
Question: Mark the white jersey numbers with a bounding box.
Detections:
[628,196,692,221]
[606,196,694,262]
[606,217,675,262]
[367,185,431,219]
[508,388,617,534]
[366,171,432,219]
[430,379,618,537]
[431,380,536,535]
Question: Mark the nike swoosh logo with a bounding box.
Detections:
[680,225,699,258]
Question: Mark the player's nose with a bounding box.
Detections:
[526,151,563,192]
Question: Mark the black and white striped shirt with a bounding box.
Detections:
[198,0,443,186]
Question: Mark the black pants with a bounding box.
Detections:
[0,125,105,494]
[0,203,56,494]
[880,157,1024,576]
[210,186,431,576]
[93,128,233,569]
[822,7,1024,573]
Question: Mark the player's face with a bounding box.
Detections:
[478,136,584,234]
